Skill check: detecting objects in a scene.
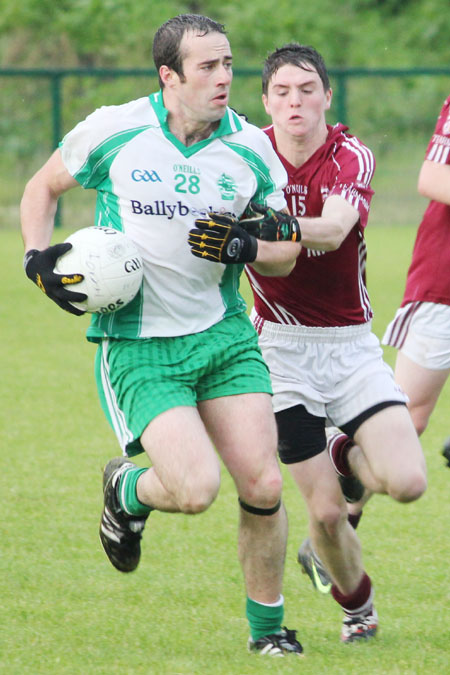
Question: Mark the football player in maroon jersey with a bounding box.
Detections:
[383,94,450,467]
[244,44,427,642]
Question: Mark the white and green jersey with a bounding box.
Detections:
[60,92,287,339]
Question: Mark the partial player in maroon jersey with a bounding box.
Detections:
[383,95,450,468]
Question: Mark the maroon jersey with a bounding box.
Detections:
[247,123,375,328]
[401,95,450,307]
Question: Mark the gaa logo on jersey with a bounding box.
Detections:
[131,169,162,182]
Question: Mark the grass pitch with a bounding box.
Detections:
[2,226,449,674]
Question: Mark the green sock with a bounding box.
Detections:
[246,596,284,641]
[118,467,152,517]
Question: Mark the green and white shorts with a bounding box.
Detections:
[95,312,272,456]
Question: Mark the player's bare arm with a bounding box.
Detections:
[295,195,360,251]
[250,239,301,276]
[21,149,79,252]
[417,159,450,206]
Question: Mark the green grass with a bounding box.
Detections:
[2,226,450,674]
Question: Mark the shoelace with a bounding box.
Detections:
[277,627,301,649]
[343,614,375,628]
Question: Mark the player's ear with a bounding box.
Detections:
[262,93,271,116]
[159,65,175,89]
[325,88,332,111]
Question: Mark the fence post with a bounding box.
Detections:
[50,72,63,227]
[333,72,348,126]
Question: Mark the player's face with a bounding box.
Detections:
[263,63,332,139]
[172,31,233,124]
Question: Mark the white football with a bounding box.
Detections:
[54,226,143,314]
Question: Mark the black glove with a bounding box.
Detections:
[240,201,301,242]
[188,212,258,264]
[24,243,87,316]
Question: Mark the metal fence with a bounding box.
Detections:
[2,65,450,151]
[2,66,450,228]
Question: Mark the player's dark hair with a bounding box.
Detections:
[262,43,330,95]
[153,14,227,88]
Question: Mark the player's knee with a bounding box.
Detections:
[311,500,347,536]
[407,400,435,437]
[240,469,283,511]
[177,474,221,514]
[388,470,427,503]
[410,411,428,437]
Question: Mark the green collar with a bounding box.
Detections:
[149,91,243,157]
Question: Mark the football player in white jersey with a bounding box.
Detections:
[199,43,427,643]
[21,14,303,657]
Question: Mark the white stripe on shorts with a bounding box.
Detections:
[100,339,134,453]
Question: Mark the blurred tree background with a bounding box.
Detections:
[1,0,450,227]
[2,0,449,69]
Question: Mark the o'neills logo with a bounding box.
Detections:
[130,199,190,220]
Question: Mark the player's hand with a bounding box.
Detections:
[24,243,87,316]
[239,201,301,242]
[188,213,258,264]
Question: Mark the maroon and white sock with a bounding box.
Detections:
[331,572,373,617]
[328,432,355,477]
